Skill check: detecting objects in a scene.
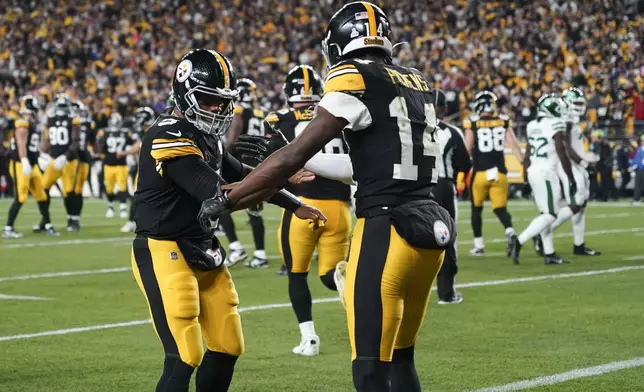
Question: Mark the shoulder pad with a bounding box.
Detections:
[277,108,290,115]
[265,112,280,123]
[150,120,203,162]
[468,114,480,122]
[498,114,510,121]
[15,118,29,129]
[233,104,243,115]
[97,129,105,137]
[324,61,366,95]
[72,117,81,125]
[253,109,265,119]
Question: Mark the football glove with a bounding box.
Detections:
[21,157,32,177]
[232,126,289,167]
[521,181,532,199]
[54,155,68,171]
[198,187,233,233]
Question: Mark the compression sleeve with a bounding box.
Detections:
[303,153,354,184]
[267,189,303,212]
[164,155,219,202]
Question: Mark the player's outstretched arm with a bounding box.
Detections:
[506,127,524,163]
[464,128,475,155]
[303,152,354,184]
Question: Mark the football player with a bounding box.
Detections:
[3,96,55,238]
[510,94,577,264]
[96,113,136,219]
[543,87,601,255]
[119,106,156,233]
[66,100,93,231]
[39,93,81,234]
[216,78,268,268]
[131,49,324,392]
[464,91,523,256]
[205,4,454,391]
[269,64,351,355]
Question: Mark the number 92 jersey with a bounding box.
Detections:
[10,118,40,165]
[463,113,511,173]
[266,107,350,201]
[318,59,440,216]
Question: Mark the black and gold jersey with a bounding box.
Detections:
[10,117,40,165]
[319,59,440,216]
[266,107,350,201]
[78,120,94,163]
[133,115,224,242]
[234,102,265,136]
[45,111,81,158]
[97,127,135,165]
[463,113,511,173]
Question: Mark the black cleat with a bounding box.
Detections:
[67,220,81,232]
[276,264,288,276]
[510,235,521,264]
[533,236,544,257]
[573,243,601,256]
[32,223,46,233]
[545,253,570,265]
[46,224,60,237]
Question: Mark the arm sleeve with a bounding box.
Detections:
[164,155,220,202]
[267,189,303,212]
[451,128,472,173]
[221,148,246,183]
[303,153,354,184]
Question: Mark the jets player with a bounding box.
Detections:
[542,87,601,256]
[215,78,268,268]
[96,113,136,219]
[464,91,523,256]
[3,96,56,238]
[510,94,577,264]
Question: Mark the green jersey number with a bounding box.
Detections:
[528,137,548,158]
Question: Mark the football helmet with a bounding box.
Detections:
[19,95,40,115]
[321,1,393,68]
[108,112,123,129]
[237,78,257,103]
[283,65,324,105]
[134,106,156,128]
[71,100,90,121]
[172,49,239,136]
[537,94,565,118]
[561,87,586,117]
[53,93,72,115]
[473,91,497,115]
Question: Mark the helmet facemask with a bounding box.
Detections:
[183,83,238,136]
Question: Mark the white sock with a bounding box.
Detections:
[518,214,556,245]
[5,225,12,231]
[504,227,516,237]
[254,250,266,259]
[45,223,53,230]
[572,210,585,246]
[298,321,316,339]
[550,206,574,232]
[229,241,243,250]
[541,226,555,255]
[71,215,80,221]
[120,203,127,211]
[107,202,114,208]
[474,237,484,249]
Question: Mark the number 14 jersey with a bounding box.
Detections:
[463,113,511,174]
[319,59,440,217]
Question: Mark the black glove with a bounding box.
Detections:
[198,187,233,233]
[522,181,532,199]
[569,179,578,196]
[232,126,289,167]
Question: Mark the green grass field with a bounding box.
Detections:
[1,198,643,392]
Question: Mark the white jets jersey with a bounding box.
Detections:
[564,115,585,156]
[526,117,566,170]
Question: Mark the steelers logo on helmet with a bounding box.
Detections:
[321,1,393,68]
[172,49,239,136]
[282,65,324,106]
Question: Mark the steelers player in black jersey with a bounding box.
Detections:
[39,94,81,233]
[209,4,454,391]
[3,96,56,238]
[463,91,523,256]
[119,106,157,233]
[66,100,93,232]
[215,78,268,268]
[261,64,351,356]
[96,113,136,219]
[131,49,324,392]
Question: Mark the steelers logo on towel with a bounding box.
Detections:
[176,60,193,83]
[433,220,450,246]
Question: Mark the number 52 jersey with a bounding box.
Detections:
[318,59,440,216]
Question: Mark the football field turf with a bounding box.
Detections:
[1,198,643,391]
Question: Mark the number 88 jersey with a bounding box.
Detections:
[463,113,511,173]
[319,59,440,217]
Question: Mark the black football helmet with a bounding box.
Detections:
[321,1,393,68]
[283,65,324,105]
[19,95,40,116]
[134,106,156,129]
[473,91,498,115]
[71,100,90,121]
[107,113,123,129]
[53,93,72,115]
[172,49,239,135]
[237,78,257,103]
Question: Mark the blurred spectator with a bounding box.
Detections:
[616,138,634,197]
[630,135,644,204]
[591,130,617,201]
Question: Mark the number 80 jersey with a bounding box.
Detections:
[463,113,511,173]
[318,59,440,217]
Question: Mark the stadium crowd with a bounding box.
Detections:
[0,0,642,133]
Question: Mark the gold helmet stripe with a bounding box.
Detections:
[302,66,310,95]
[361,2,377,36]
[209,50,230,89]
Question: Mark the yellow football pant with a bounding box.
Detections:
[131,236,244,367]
[470,171,509,209]
[278,197,351,275]
[104,164,129,194]
[43,159,88,195]
[9,160,47,204]
[345,215,444,362]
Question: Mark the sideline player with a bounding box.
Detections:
[510,94,577,264]
[464,91,523,256]
[3,96,55,237]
[207,4,455,391]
